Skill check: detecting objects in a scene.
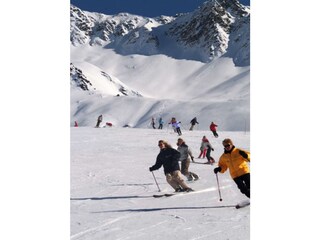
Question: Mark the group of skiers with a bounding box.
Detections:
[76,115,219,137]
[76,114,250,200]
[149,116,220,138]
[149,136,250,199]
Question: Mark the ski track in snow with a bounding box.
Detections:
[70,215,130,240]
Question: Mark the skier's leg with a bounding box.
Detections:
[242,173,250,189]
[203,149,207,158]
[205,148,211,162]
[233,174,250,198]
[180,160,189,177]
[165,173,180,190]
[182,159,195,180]
[171,170,190,189]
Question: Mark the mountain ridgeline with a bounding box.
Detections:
[70,0,250,66]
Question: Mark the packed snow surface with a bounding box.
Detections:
[71,126,250,239]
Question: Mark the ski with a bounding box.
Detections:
[192,161,214,165]
[153,193,176,198]
[153,191,195,198]
[235,200,250,209]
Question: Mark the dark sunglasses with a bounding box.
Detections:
[224,144,231,148]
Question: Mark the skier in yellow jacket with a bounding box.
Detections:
[214,138,250,198]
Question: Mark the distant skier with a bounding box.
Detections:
[177,138,199,181]
[168,117,177,133]
[197,136,208,159]
[210,122,219,138]
[168,117,182,135]
[214,138,250,198]
[149,140,193,192]
[74,121,78,127]
[158,117,164,129]
[95,115,103,128]
[172,121,182,136]
[202,136,215,164]
[189,117,199,130]
[151,117,156,129]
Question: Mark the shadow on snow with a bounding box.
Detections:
[71,195,153,201]
[92,205,236,213]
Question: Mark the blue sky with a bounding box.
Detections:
[70,0,250,17]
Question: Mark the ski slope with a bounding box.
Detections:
[71,126,250,239]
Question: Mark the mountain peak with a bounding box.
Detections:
[70,1,250,66]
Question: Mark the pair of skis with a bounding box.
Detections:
[153,192,250,209]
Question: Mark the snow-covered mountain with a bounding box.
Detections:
[70,0,249,65]
[70,0,250,131]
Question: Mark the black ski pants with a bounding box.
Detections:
[233,173,250,198]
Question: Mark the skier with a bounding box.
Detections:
[214,138,250,198]
[197,136,208,158]
[168,117,182,135]
[95,115,103,128]
[172,121,182,136]
[151,117,156,129]
[203,136,215,163]
[177,138,199,181]
[168,117,177,133]
[158,117,164,129]
[149,140,193,192]
[189,117,199,131]
[74,121,78,127]
[210,122,219,138]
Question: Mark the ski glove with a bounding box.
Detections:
[239,150,248,159]
[149,167,153,172]
[214,167,222,174]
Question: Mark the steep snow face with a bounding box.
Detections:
[164,0,250,64]
[70,62,142,97]
[70,0,250,66]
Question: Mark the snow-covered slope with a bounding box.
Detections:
[70,0,250,131]
[71,127,250,240]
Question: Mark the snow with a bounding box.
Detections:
[2,2,320,240]
[70,3,250,131]
[70,46,250,131]
[69,17,251,240]
[71,126,250,240]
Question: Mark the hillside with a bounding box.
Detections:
[70,0,250,131]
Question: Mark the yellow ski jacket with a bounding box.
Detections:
[218,147,250,179]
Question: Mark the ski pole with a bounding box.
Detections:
[215,173,223,201]
[151,171,161,192]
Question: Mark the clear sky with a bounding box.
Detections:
[70,0,250,17]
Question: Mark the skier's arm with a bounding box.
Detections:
[239,149,250,162]
[218,157,228,173]
[149,156,163,171]
[208,143,214,151]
